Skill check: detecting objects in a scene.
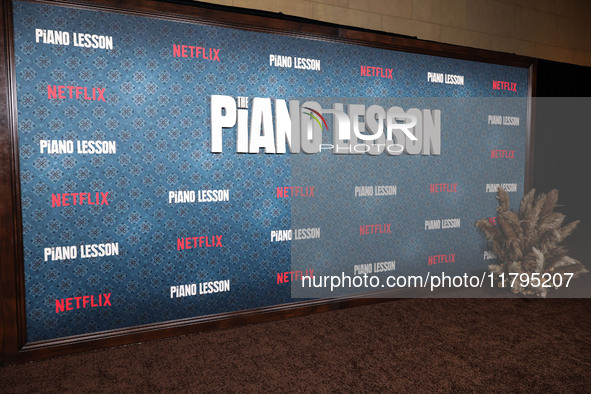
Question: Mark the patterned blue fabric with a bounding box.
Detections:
[13,1,529,341]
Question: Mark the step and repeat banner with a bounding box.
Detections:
[13,0,529,341]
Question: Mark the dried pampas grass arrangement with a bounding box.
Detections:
[476,187,587,297]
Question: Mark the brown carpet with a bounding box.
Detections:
[3,230,590,392]
[1,297,590,393]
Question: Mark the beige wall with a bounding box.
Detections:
[199,0,591,67]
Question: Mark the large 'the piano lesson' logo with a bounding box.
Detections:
[210,95,441,156]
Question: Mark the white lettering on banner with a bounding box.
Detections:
[211,95,441,155]
[35,29,113,49]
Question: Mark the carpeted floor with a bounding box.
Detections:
[1,297,590,393]
[2,230,590,393]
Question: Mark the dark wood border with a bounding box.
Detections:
[14,290,420,363]
[1,0,26,365]
[0,0,536,364]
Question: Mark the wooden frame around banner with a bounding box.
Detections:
[0,0,536,364]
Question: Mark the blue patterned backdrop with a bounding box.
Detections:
[13,0,529,341]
